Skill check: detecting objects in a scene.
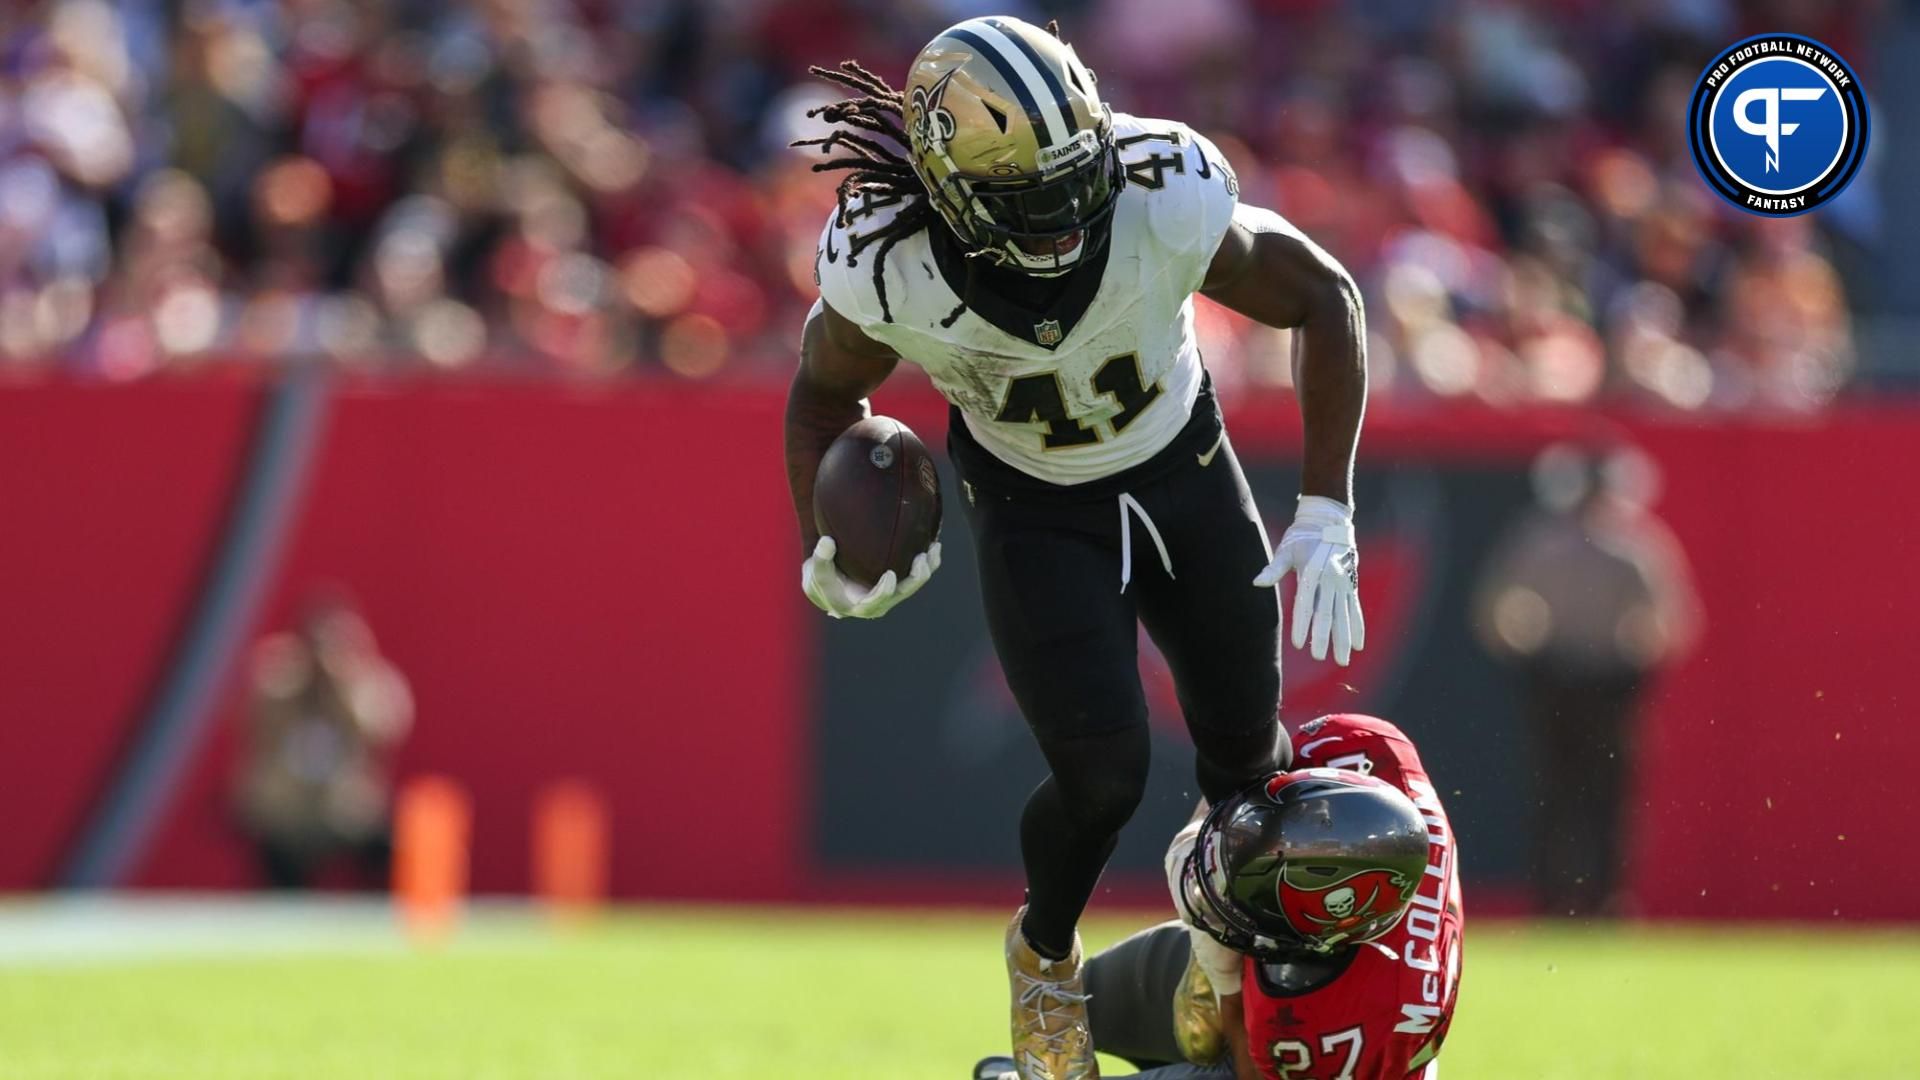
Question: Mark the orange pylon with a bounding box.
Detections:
[393,775,472,942]
[532,779,609,923]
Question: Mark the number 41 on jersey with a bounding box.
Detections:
[994,352,1163,449]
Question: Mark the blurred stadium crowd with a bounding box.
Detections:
[0,0,1892,409]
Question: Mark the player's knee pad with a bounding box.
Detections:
[1191,720,1287,803]
[1042,724,1151,835]
[1186,661,1280,734]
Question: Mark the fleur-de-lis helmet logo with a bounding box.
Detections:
[908,68,960,151]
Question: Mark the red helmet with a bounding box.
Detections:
[1177,769,1430,959]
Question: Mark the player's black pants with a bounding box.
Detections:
[1521,662,1644,917]
[951,378,1287,958]
[1085,921,1235,1078]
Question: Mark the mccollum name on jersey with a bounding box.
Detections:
[1242,716,1463,1080]
[812,114,1239,487]
[1395,776,1456,1044]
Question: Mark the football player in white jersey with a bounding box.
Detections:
[781,17,1368,1080]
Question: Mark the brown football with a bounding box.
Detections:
[812,416,943,588]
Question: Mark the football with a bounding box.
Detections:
[813,416,944,588]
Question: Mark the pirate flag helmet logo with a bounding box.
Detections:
[1179,769,1431,958]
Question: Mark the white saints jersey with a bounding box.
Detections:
[813,114,1239,486]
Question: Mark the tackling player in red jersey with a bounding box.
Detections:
[1220,715,1463,1079]
[975,715,1462,1080]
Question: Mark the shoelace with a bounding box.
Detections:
[1013,969,1092,1053]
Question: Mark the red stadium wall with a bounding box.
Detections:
[0,377,256,889]
[0,374,811,902]
[1,373,1916,920]
[1622,414,1920,921]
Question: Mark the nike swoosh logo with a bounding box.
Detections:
[1298,735,1344,757]
[824,233,840,264]
[1196,432,1227,467]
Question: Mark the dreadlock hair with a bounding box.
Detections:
[792,59,974,328]
[794,21,1069,326]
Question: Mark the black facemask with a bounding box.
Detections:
[962,147,1125,274]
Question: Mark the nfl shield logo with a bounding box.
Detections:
[1034,319,1063,346]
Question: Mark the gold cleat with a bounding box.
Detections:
[1171,945,1226,1065]
[1004,909,1099,1080]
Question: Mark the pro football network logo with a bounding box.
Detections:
[1688,34,1868,217]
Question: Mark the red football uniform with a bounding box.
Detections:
[1237,714,1464,1080]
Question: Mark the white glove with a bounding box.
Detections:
[1254,495,1366,666]
[1187,925,1243,997]
[801,536,941,619]
[1164,822,1243,996]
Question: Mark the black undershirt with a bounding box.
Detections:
[1253,948,1362,997]
[927,223,1109,350]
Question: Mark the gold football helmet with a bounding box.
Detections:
[904,17,1122,276]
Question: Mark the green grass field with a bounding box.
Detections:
[0,901,1915,1079]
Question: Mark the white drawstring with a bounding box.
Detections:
[1117,492,1174,592]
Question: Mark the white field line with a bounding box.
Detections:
[0,894,537,967]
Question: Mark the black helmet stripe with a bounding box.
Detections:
[945,23,1067,149]
[983,18,1080,139]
